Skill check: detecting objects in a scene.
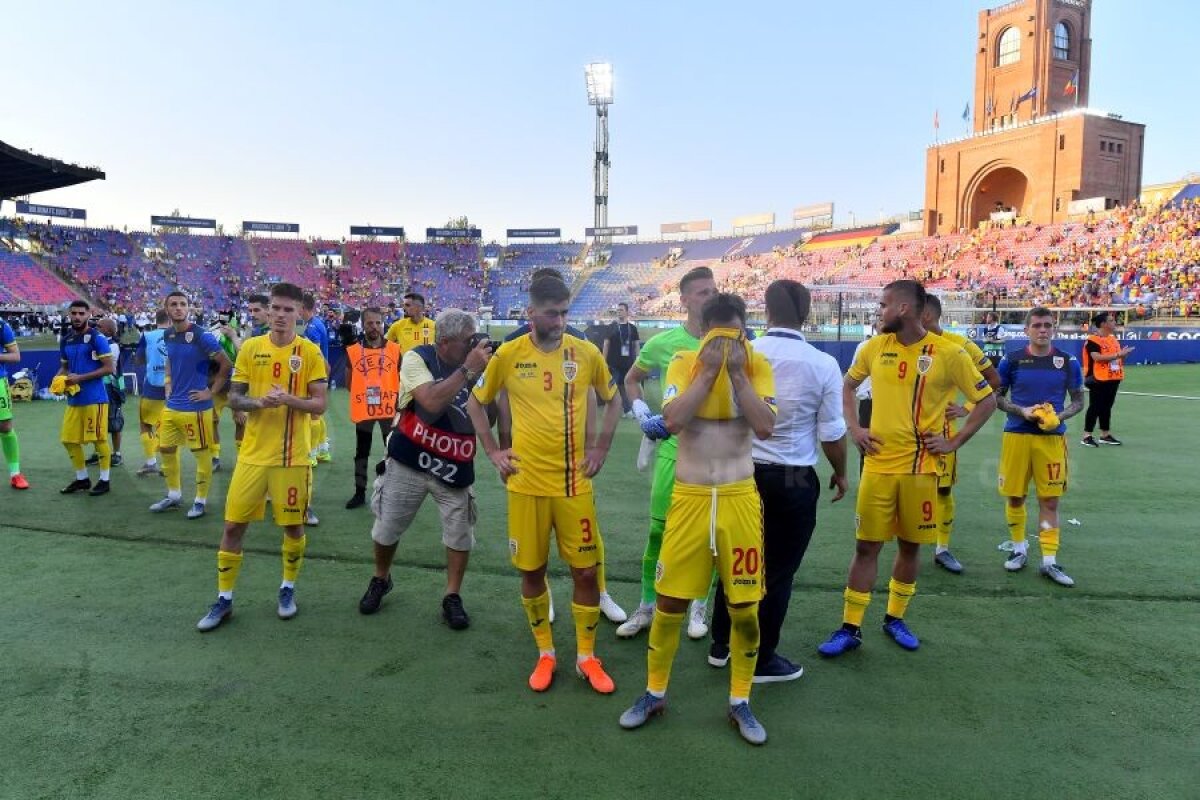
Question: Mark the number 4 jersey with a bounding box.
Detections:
[232,334,328,467]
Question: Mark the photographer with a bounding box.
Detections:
[358,308,493,630]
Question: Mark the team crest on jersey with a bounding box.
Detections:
[288,354,303,374]
[1053,356,1065,369]
[917,354,933,374]
[83,334,91,343]
[185,331,194,343]
[562,360,578,383]
[663,385,678,400]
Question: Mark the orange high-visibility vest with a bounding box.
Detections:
[346,341,402,423]
[1082,334,1123,381]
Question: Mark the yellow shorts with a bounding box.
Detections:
[225,463,312,527]
[61,404,109,444]
[998,432,1068,498]
[139,397,165,429]
[506,491,601,572]
[656,477,764,605]
[212,392,228,419]
[159,408,215,451]
[937,448,957,489]
[855,472,939,545]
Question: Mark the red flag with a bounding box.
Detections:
[1064,70,1079,96]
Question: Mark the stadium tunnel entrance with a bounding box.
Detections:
[966,164,1030,229]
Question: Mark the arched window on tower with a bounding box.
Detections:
[1053,22,1070,60]
[997,27,1021,67]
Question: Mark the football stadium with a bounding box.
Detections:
[1,1,1196,798]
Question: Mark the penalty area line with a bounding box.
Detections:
[1118,391,1200,400]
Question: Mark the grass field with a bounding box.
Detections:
[1,365,1197,799]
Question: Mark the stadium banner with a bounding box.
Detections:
[150,215,216,229]
[426,227,482,239]
[15,201,86,220]
[973,324,1200,342]
[350,225,405,237]
[585,225,638,237]
[243,220,300,233]
[660,220,712,234]
[732,212,774,228]
[506,228,561,238]
[793,202,834,221]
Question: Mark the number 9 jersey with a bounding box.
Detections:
[233,334,328,467]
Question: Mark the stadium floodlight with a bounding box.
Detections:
[585,62,613,106]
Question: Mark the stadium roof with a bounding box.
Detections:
[0,139,104,199]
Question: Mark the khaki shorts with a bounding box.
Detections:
[370,459,477,551]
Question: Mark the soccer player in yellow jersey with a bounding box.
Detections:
[385,292,436,354]
[818,280,996,657]
[466,275,623,695]
[196,282,328,632]
[921,294,1000,574]
[618,293,777,745]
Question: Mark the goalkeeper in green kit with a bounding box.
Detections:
[618,266,717,640]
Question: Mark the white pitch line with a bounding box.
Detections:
[1118,391,1200,400]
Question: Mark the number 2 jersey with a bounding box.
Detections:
[232,334,328,467]
[848,332,992,475]
[473,332,617,497]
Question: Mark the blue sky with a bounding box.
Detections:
[5,0,1195,240]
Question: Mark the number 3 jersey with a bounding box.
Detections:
[473,332,617,497]
[232,334,328,467]
[848,332,992,475]
[387,344,478,489]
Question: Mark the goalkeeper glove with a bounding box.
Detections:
[640,414,669,441]
[631,398,652,421]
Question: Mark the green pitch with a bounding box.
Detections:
[1,366,1196,799]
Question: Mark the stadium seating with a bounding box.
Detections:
[0,248,79,305]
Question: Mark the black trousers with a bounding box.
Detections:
[1084,380,1120,432]
[354,419,391,493]
[711,463,820,662]
[607,363,633,412]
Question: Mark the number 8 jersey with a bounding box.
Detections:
[233,334,328,467]
[848,332,992,475]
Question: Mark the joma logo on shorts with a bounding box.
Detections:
[577,544,597,553]
[732,578,757,586]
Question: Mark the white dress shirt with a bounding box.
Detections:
[751,327,847,467]
[852,337,873,400]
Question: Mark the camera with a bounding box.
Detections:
[469,332,495,352]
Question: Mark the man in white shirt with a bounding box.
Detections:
[708,280,849,682]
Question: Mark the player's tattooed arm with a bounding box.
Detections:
[993,386,1028,418]
[226,381,261,411]
[1058,387,1085,422]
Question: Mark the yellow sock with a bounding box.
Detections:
[281,535,306,583]
[95,439,111,471]
[211,441,221,459]
[1006,503,1027,544]
[842,587,871,627]
[646,609,684,694]
[193,447,213,502]
[727,604,760,700]
[521,591,555,652]
[65,442,86,471]
[887,578,917,619]
[162,449,182,494]
[217,550,243,595]
[140,430,157,461]
[1039,524,1060,560]
[936,491,955,549]
[572,602,601,659]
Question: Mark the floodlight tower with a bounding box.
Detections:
[585,62,613,243]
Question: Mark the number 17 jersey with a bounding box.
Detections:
[233,334,328,467]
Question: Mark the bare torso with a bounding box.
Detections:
[674,417,754,485]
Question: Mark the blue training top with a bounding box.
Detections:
[0,320,14,380]
[163,324,222,411]
[997,346,1083,435]
[304,317,330,362]
[59,327,112,407]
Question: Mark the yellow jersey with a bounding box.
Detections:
[935,329,993,434]
[848,332,991,475]
[662,348,776,420]
[232,334,328,467]
[385,317,436,354]
[473,332,616,497]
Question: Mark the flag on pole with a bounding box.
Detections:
[986,96,994,116]
[934,109,940,130]
[1017,85,1038,105]
[1009,92,1018,114]
[962,102,971,122]
[1064,70,1079,96]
